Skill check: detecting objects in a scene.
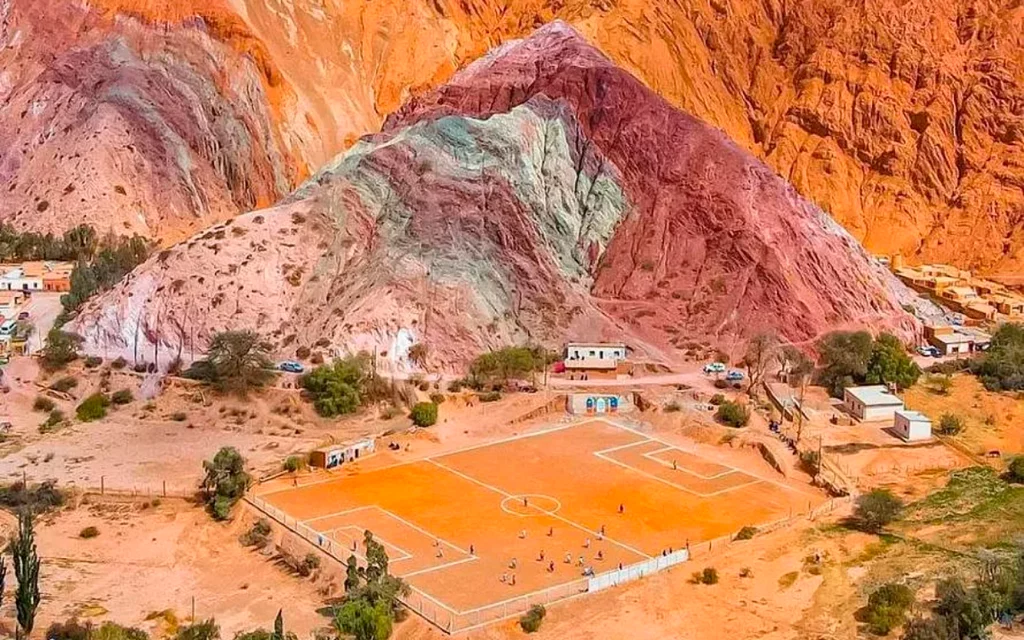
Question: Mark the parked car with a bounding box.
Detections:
[703,362,726,374]
[916,345,940,357]
[725,370,745,381]
[17,311,29,320]
[279,361,304,373]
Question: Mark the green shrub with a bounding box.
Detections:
[864,583,915,635]
[0,479,66,512]
[429,392,445,404]
[478,391,502,403]
[713,379,729,389]
[283,455,306,473]
[111,356,127,370]
[664,401,681,412]
[111,389,134,405]
[171,412,188,422]
[76,393,110,422]
[239,518,272,547]
[853,489,903,532]
[700,567,719,584]
[519,604,546,633]
[33,396,55,412]
[51,376,78,393]
[710,393,726,405]
[410,402,439,427]
[298,552,321,577]
[40,409,66,432]
[299,355,371,417]
[79,526,99,539]
[799,450,821,475]
[1007,456,1024,483]
[93,622,149,640]
[84,356,103,369]
[734,526,758,541]
[45,620,92,640]
[715,401,750,428]
[202,447,250,521]
[937,413,965,436]
[447,379,465,393]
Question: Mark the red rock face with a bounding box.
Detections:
[389,22,920,351]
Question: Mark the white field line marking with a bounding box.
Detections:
[593,417,822,498]
[327,525,414,561]
[374,506,473,556]
[302,505,375,524]
[591,440,652,456]
[641,449,738,480]
[593,450,761,498]
[426,458,651,560]
[402,555,479,578]
[261,422,586,497]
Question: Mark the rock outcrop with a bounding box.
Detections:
[70,24,919,369]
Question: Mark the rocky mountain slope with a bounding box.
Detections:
[5,0,1021,271]
[70,24,919,369]
[0,0,308,242]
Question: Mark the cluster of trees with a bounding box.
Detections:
[201,447,251,520]
[58,233,151,325]
[334,531,409,640]
[816,331,921,397]
[467,346,553,390]
[185,331,276,395]
[0,223,103,263]
[971,323,1024,392]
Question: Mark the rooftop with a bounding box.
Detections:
[566,342,627,349]
[896,410,931,423]
[845,385,904,406]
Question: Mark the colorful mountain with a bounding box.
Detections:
[4,1,1023,272]
[69,23,920,369]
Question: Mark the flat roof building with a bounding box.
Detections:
[844,385,904,422]
[894,410,932,442]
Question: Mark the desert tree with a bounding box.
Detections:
[11,510,41,638]
[743,332,780,395]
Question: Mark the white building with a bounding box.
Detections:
[844,385,904,421]
[893,410,932,442]
[0,265,42,291]
[565,342,627,362]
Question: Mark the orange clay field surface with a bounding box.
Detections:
[255,419,822,623]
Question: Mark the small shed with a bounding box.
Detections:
[309,438,376,469]
[893,410,932,442]
[844,385,904,421]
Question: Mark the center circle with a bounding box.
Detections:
[501,494,561,516]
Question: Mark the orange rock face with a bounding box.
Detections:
[3,0,1023,271]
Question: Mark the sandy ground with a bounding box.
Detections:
[0,357,1014,639]
[905,373,1024,458]
[0,501,326,639]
